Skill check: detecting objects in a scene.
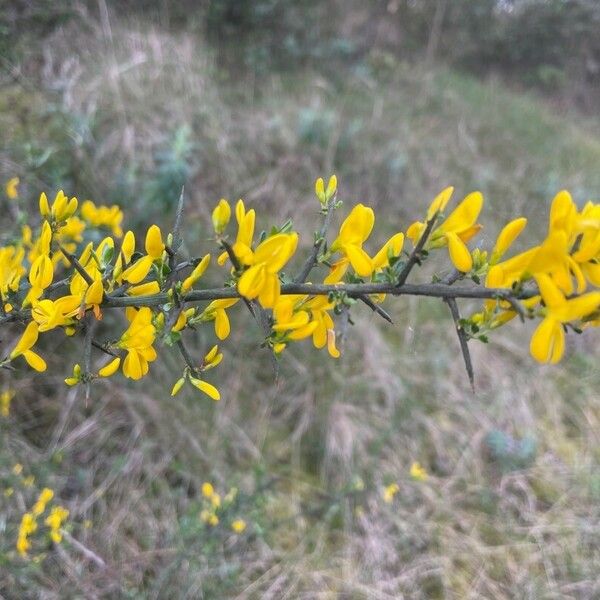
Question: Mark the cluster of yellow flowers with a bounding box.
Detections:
[1,175,600,404]
[16,486,69,557]
[199,481,246,533]
[382,462,429,503]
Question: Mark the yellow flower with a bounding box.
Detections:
[218,199,256,266]
[238,233,299,308]
[39,190,78,222]
[13,463,23,475]
[121,225,164,284]
[65,364,82,386]
[409,461,428,481]
[212,199,231,234]
[231,519,247,533]
[382,483,399,504]
[5,177,19,200]
[315,175,337,205]
[1,389,15,417]
[407,188,482,272]
[116,307,157,380]
[202,345,223,370]
[195,298,239,339]
[530,274,600,363]
[181,254,211,293]
[45,505,69,544]
[202,482,215,498]
[80,200,124,237]
[32,488,54,516]
[325,205,404,283]
[9,322,47,372]
[328,204,375,279]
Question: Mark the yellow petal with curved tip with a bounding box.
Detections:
[534,274,564,310]
[559,292,600,322]
[145,225,164,259]
[39,192,50,218]
[123,350,143,380]
[327,329,340,358]
[439,191,483,234]
[491,217,527,262]
[171,377,186,396]
[530,317,563,364]
[324,258,349,284]
[426,186,454,220]
[446,232,472,272]
[253,233,298,274]
[287,320,318,340]
[121,255,154,284]
[214,309,230,340]
[23,350,47,372]
[345,244,373,277]
[98,357,121,378]
[238,263,266,299]
[212,199,231,234]
[258,273,280,308]
[10,322,39,358]
[334,204,375,249]
[190,377,220,401]
[29,255,53,290]
[315,177,325,203]
[371,233,404,271]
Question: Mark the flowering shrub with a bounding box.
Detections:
[2,175,600,401]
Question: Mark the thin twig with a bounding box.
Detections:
[295,200,335,283]
[171,187,186,256]
[58,245,94,286]
[444,297,474,391]
[83,316,97,403]
[396,212,440,287]
[220,239,242,272]
[101,282,537,308]
[176,338,198,373]
[358,295,393,324]
[90,339,119,357]
[61,530,107,569]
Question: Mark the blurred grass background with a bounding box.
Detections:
[1,1,600,597]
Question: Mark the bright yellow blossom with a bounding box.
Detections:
[39,190,78,222]
[238,233,299,308]
[212,199,231,234]
[116,307,157,380]
[315,175,337,205]
[382,483,399,503]
[80,200,124,237]
[5,177,19,199]
[202,482,215,498]
[231,519,247,533]
[409,461,428,481]
[9,322,46,371]
[217,199,256,266]
[181,254,211,293]
[530,274,600,363]
[194,298,239,339]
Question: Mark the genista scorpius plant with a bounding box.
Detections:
[2,175,600,399]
